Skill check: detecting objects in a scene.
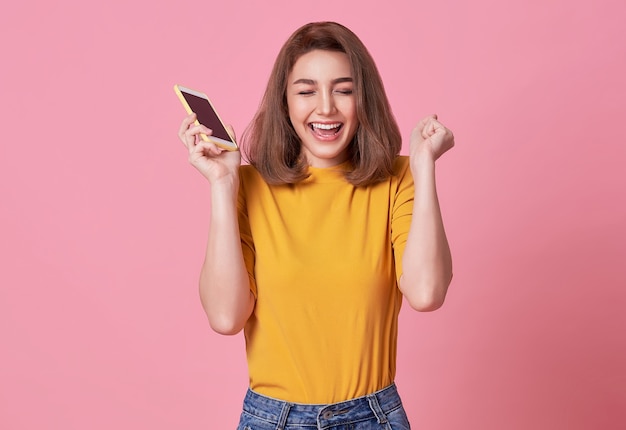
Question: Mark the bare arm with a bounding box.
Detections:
[179,114,254,334]
[399,115,454,311]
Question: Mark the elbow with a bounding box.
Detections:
[201,296,250,336]
[207,314,246,336]
[199,282,254,336]
[401,274,452,312]
[406,293,445,312]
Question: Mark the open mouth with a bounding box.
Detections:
[309,122,343,137]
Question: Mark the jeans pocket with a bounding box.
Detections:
[384,404,411,430]
[236,411,277,430]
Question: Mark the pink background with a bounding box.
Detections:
[1,0,625,428]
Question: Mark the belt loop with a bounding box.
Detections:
[276,401,292,430]
[367,393,388,424]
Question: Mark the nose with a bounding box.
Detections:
[316,91,336,116]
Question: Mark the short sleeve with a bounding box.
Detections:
[390,157,415,281]
[237,168,258,298]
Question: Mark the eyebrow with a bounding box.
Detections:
[292,77,353,85]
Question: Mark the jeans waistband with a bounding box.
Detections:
[242,383,403,428]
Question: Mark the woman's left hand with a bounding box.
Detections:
[410,114,455,163]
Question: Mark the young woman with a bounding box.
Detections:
[178,21,454,430]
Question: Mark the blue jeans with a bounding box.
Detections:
[236,383,411,429]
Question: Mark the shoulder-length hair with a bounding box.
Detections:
[242,21,402,186]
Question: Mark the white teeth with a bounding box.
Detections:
[311,123,341,130]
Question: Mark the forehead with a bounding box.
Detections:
[289,50,352,82]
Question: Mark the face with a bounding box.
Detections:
[286,49,358,168]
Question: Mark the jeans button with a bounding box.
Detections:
[322,410,333,419]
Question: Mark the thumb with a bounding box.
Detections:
[416,114,437,132]
[411,114,437,143]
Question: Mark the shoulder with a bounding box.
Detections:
[389,156,414,200]
[237,164,263,206]
[393,156,410,175]
[391,156,412,184]
[238,164,277,199]
[239,164,264,184]
[239,163,258,176]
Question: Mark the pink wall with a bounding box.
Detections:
[1,0,624,428]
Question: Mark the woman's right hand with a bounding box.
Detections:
[178,113,241,184]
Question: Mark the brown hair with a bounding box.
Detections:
[241,21,402,186]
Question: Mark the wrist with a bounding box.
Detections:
[410,151,436,173]
[211,172,239,187]
[210,174,239,200]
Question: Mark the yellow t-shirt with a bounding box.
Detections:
[237,156,414,403]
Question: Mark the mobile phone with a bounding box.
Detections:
[174,84,238,151]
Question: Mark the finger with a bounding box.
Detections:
[186,123,214,137]
[422,118,439,139]
[430,119,453,140]
[429,120,456,151]
[411,114,434,143]
[180,115,205,149]
[182,127,198,150]
[414,115,439,141]
[188,135,212,157]
[184,124,215,150]
[415,114,437,132]
[194,123,214,137]
[178,113,197,143]
[190,139,224,158]
[430,119,445,134]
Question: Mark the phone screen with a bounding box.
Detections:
[180,91,233,142]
